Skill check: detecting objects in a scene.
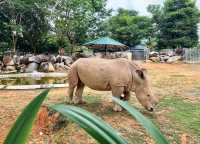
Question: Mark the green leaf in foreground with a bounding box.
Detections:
[4,89,50,144]
[51,104,128,144]
[113,97,169,144]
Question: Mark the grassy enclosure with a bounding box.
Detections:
[1,0,200,143]
[0,62,200,143]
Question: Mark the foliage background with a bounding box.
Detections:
[0,0,199,54]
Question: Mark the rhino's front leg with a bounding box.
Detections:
[112,86,124,112]
[121,91,130,101]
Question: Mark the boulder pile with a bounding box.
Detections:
[0,51,130,74]
[0,54,74,73]
[149,49,184,63]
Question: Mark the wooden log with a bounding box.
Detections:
[0,70,17,74]
[0,83,69,90]
[0,72,67,79]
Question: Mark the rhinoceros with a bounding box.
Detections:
[67,58,158,112]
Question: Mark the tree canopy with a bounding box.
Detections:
[50,0,110,53]
[105,9,152,47]
[0,0,49,53]
[0,0,200,54]
[149,0,200,50]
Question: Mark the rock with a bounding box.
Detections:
[63,56,73,66]
[48,63,55,72]
[149,51,159,57]
[5,66,16,71]
[54,63,69,72]
[39,62,48,72]
[19,64,26,73]
[19,56,29,65]
[149,57,160,62]
[56,55,62,63]
[25,62,39,73]
[37,54,49,62]
[175,48,185,56]
[160,55,170,62]
[39,62,55,72]
[13,55,20,65]
[28,56,41,64]
[49,55,56,64]
[167,56,182,63]
[167,51,174,57]
[72,52,89,61]
[3,56,14,66]
[56,55,73,66]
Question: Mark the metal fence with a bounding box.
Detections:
[184,48,200,64]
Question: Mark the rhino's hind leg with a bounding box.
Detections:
[66,86,75,104]
[73,81,85,104]
[112,86,124,112]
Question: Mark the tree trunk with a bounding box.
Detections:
[70,44,74,55]
[12,34,17,54]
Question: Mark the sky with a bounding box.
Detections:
[107,0,200,16]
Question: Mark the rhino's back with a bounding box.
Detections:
[74,58,131,90]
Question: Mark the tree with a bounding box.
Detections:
[106,9,152,47]
[154,0,200,49]
[0,0,49,54]
[147,4,162,50]
[50,0,110,53]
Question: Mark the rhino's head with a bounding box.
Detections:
[133,68,158,112]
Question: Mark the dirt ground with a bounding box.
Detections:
[0,62,200,144]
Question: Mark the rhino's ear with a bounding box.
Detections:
[136,69,145,80]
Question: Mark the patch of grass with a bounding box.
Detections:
[170,74,186,77]
[157,96,200,138]
[193,84,200,90]
[126,134,145,144]
[84,95,102,104]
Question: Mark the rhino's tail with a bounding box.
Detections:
[68,64,79,87]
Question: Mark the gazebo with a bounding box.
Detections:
[83,37,128,54]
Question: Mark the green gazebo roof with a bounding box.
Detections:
[83,37,128,49]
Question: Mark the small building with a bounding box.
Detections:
[129,44,149,60]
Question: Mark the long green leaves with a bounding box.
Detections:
[4,89,50,144]
[4,90,169,144]
[113,97,169,144]
[51,104,128,144]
